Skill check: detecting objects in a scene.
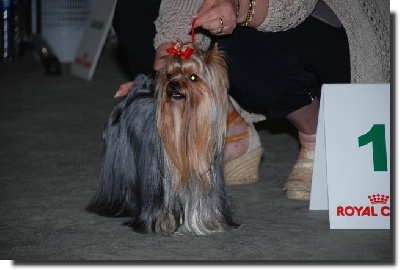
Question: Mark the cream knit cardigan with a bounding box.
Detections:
[154,0,390,121]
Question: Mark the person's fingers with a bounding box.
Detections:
[193,0,216,19]
[153,42,171,71]
[194,2,236,35]
[115,81,134,98]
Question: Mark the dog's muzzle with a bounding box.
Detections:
[167,81,185,100]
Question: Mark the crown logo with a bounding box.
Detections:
[368,194,389,204]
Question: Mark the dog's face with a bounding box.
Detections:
[156,42,229,189]
[156,43,228,106]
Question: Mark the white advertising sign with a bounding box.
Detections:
[71,0,117,80]
[310,84,390,229]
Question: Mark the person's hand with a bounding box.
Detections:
[114,81,134,98]
[193,0,238,35]
[153,42,173,71]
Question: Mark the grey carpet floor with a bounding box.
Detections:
[0,46,393,262]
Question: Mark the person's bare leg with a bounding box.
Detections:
[286,98,319,158]
[286,98,319,135]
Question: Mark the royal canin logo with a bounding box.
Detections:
[336,194,390,217]
[74,53,92,68]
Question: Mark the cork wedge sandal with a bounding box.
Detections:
[224,110,264,185]
[283,147,315,201]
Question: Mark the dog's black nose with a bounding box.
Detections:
[168,81,180,91]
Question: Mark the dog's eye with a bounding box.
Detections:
[189,74,198,82]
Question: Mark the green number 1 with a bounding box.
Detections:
[358,124,387,171]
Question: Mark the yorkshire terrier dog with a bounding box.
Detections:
[86,41,238,235]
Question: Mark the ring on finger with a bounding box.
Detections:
[211,18,224,34]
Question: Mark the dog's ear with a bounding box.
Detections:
[204,43,229,95]
[205,43,225,67]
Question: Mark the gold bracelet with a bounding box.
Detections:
[239,0,256,27]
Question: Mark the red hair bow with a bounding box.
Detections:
[165,20,197,60]
[166,40,194,60]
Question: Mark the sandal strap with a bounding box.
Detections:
[227,110,245,126]
[226,131,249,144]
[226,109,249,143]
[229,117,246,126]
